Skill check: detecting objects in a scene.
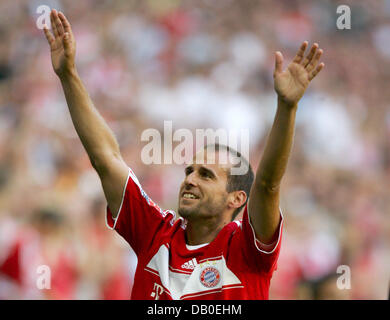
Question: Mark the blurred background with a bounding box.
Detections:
[0,0,389,299]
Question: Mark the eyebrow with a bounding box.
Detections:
[185,165,217,179]
[184,165,193,175]
[199,166,217,178]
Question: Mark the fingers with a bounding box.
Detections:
[53,10,64,36]
[274,51,283,74]
[309,62,325,81]
[306,48,323,73]
[56,11,73,53]
[50,11,59,38]
[296,41,324,80]
[44,9,74,55]
[292,41,308,64]
[301,43,318,68]
[62,32,72,52]
[58,11,72,35]
[50,9,64,39]
[43,25,55,47]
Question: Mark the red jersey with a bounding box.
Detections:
[106,168,283,300]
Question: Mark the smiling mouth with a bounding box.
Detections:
[181,192,200,200]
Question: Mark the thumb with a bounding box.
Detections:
[274,51,283,75]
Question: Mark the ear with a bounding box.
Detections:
[228,190,247,210]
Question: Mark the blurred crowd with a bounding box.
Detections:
[0,0,389,299]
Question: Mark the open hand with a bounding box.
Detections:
[43,9,76,77]
[274,41,324,106]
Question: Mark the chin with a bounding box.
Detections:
[178,207,193,218]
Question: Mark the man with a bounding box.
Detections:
[43,9,324,300]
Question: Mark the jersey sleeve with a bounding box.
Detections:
[235,205,284,275]
[105,167,176,256]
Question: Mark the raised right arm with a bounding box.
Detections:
[44,9,128,217]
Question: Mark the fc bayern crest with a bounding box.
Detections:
[199,266,221,288]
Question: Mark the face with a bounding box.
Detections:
[178,149,236,221]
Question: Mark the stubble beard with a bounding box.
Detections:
[178,196,227,221]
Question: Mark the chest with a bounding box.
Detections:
[139,242,244,300]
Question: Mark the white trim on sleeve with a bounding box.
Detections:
[105,168,131,230]
[247,207,284,255]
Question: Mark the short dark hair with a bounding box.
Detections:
[203,143,254,220]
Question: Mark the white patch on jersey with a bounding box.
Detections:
[145,244,243,300]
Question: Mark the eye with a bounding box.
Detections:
[185,166,193,176]
[200,169,213,179]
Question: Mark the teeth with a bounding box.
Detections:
[183,193,196,199]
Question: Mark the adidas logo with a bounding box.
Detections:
[181,258,197,270]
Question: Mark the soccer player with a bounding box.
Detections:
[43,9,324,300]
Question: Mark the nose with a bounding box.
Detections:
[184,171,197,188]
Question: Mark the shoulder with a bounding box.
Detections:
[216,220,243,242]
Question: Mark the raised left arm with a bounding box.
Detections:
[248,41,324,243]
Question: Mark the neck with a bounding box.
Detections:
[184,216,231,245]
